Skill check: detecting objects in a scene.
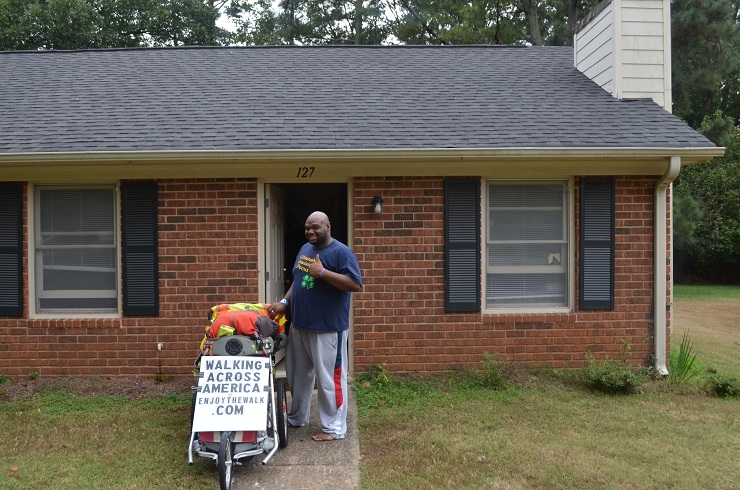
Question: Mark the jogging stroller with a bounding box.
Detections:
[188,303,288,490]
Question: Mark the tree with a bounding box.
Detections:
[229,0,390,45]
[386,0,526,45]
[672,0,740,129]
[385,0,600,46]
[0,0,230,50]
[145,0,225,46]
[542,0,601,46]
[674,115,740,283]
[0,0,102,50]
[670,1,740,283]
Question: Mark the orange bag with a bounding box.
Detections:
[199,303,286,351]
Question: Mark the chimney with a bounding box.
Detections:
[574,0,672,112]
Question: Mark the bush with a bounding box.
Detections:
[480,352,513,391]
[356,363,394,387]
[581,353,646,395]
[704,368,740,398]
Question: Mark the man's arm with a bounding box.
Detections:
[309,254,362,292]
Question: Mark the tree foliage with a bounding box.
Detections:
[1,0,604,49]
[0,0,228,49]
[228,0,601,46]
[675,116,740,283]
[672,0,740,129]
[671,0,740,283]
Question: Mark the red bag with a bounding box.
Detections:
[207,310,279,339]
[207,310,261,338]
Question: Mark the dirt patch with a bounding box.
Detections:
[1,375,195,402]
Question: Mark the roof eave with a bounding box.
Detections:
[0,147,725,166]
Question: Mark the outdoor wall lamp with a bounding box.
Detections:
[372,196,383,214]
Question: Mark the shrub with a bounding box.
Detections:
[356,363,394,387]
[480,352,513,391]
[704,368,740,398]
[581,353,646,395]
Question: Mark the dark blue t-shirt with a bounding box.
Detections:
[290,240,362,333]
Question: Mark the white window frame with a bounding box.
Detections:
[31,185,120,316]
[484,179,573,311]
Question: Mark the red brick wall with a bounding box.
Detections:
[351,176,662,372]
[0,175,668,378]
[0,179,260,378]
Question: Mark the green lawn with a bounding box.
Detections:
[1,286,738,489]
[356,285,740,489]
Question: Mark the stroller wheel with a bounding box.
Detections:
[218,431,233,490]
[276,379,288,448]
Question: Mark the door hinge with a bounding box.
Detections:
[265,271,269,281]
[264,197,269,208]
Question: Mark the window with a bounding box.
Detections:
[485,181,568,308]
[34,186,118,313]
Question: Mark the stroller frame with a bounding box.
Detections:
[188,334,288,490]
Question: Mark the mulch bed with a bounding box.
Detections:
[1,375,195,402]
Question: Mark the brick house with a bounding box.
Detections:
[0,0,723,378]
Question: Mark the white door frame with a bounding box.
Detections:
[260,180,355,374]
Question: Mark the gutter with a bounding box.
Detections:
[654,156,681,375]
[0,147,726,165]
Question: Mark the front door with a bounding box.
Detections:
[265,184,286,363]
[265,184,286,306]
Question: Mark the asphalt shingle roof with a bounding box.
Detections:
[0,45,716,154]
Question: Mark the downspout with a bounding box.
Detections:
[654,156,681,375]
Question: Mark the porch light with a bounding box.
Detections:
[372,196,383,214]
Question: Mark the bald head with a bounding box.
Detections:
[307,211,330,225]
[305,211,332,248]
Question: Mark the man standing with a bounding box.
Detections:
[269,211,362,441]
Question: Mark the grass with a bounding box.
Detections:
[356,378,738,489]
[1,285,737,489]
[356,284,740,489]
[0,391,214,489]
[673,283,740,302]
[672,284,740,378]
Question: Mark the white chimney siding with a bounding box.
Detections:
[575,0,672,112]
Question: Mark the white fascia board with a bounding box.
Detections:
[0,147,726,165]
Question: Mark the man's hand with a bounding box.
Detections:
[309,254,324,278]
[309,253,361,293]
[269,301,287,319]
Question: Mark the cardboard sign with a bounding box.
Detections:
[192,356,271,432]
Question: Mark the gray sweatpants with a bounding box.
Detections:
[286,328,348,439]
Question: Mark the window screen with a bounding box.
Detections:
[486,182,568,308]
[35,187,118,313]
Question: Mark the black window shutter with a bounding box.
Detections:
[580,177,615,310]
[445,178,481,312]
[121,182,159,316]
[0,183,23,317]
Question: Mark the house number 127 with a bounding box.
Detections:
[296,167,315,178]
